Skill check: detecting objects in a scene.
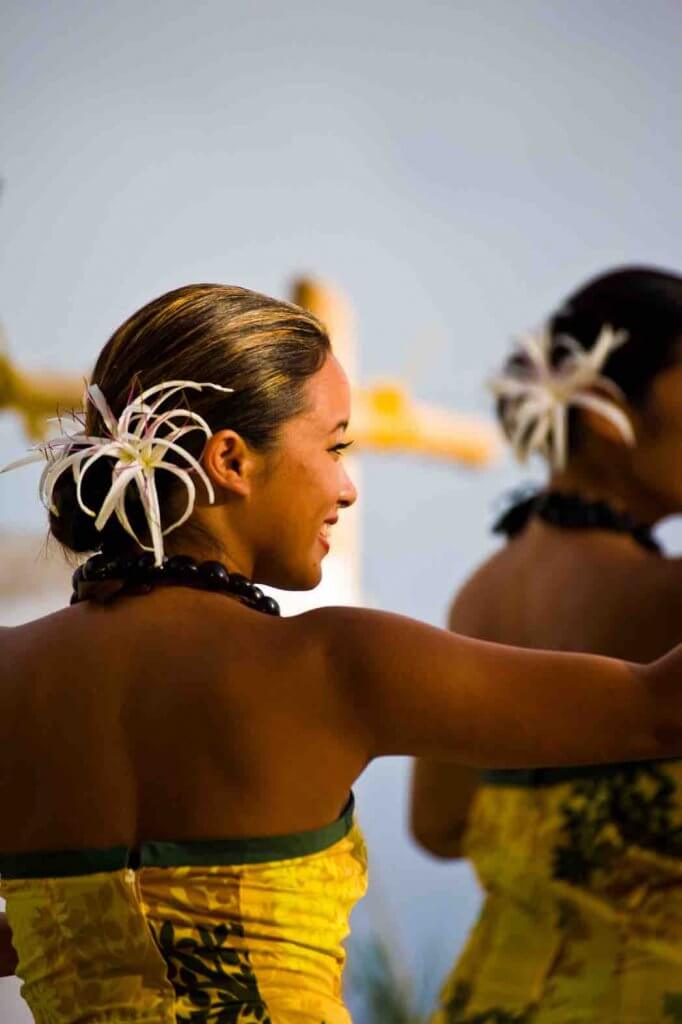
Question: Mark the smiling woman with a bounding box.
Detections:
[3,283,682,1024]
[43,284,346,587]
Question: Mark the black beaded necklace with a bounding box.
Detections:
[71,552,281,615]
[493,490,662,555]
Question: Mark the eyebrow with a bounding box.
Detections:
[328,420,348,434]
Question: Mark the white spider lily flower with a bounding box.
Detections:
[489,324,634,470]
[1,379,233,565]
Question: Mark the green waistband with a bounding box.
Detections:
[0,795,355,880]
[481,760,679,789]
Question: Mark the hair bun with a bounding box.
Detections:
[48,456,121,555]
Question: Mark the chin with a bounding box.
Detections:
[288,566,323,591]
[255,561,322,592]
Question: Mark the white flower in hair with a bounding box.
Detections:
[1,379,233,565]
[489,324,634,469]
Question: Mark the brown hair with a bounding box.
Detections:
[50,283,331,556]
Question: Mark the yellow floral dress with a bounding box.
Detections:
[0,796,367,1023]
[432,763,682,1024]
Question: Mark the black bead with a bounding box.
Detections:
[259,596,281,616]
[82,554,108,581]
[166,555,198,578]
[102,556,125,578]
[495,489,662,556]
[198,560,231,589]
[70,550,282,615]
[228,574,251,596]
[136,553,157,574]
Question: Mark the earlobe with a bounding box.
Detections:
[202,430,251,497]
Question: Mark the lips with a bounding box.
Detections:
[318,516,338,553]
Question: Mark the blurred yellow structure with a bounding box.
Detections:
[292,277,500,466]
[0,280,500,464]
[0,325,83,440]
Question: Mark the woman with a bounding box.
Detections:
[411,266,682,1023]
[1,282,682,1024]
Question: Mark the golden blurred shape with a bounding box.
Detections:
[353,380,500,466]
[0,282,501,466]
[0,326,83,440]
[292,277,500,467]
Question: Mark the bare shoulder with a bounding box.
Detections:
[292,604,445,670]
[621,554,682,650]
[447,545,511,636]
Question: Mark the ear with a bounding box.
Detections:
[202,430,255,498]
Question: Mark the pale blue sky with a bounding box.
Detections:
[2,1,682,1016]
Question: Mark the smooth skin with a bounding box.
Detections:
[3,356,682,974]
[411,363,682,858]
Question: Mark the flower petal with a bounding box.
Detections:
[570,392,635,446]
[156,463,197,535]
[120,381,233,433]
[94,465,140,531]
[40,448,94,513]
[76,443,123,517]
[0,452,47,474]
[150,438,215,501]
[85,384,119,435]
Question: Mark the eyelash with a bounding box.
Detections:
[330,441,354,456]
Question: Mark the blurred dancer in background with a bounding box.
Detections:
[412,266,682,1023]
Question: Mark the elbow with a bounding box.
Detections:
[409,820,467,860]
[0,950,18,978]
[0,932,18,977]
[639,661,682,760]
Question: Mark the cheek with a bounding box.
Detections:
[634,430,682,497]
[277,457,331,527]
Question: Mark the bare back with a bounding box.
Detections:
[410,520,682,857]
[4,542,681,859]
[456,521,682,660]
[0,589,367,854]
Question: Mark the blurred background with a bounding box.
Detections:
[2,1,682,1019]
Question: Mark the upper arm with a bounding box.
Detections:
[409,579,490,857]
[306,605,660,768]
[409,758,480,858]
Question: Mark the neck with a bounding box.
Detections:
[165,512,255,579]
[549,453,665,527]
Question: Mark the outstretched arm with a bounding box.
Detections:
[308,606,679,767]
[0,913,17,977]
[410,587,485,859]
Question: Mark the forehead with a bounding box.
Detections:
[297,354,351,433]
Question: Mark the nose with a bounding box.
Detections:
[338,465,358,510]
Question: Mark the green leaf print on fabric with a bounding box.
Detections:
[553,764,682,886]
[664,993,682,1024]
[151,918,272,1024]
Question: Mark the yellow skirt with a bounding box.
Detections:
[432,763,682,1024]
[0,797,368,1023]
